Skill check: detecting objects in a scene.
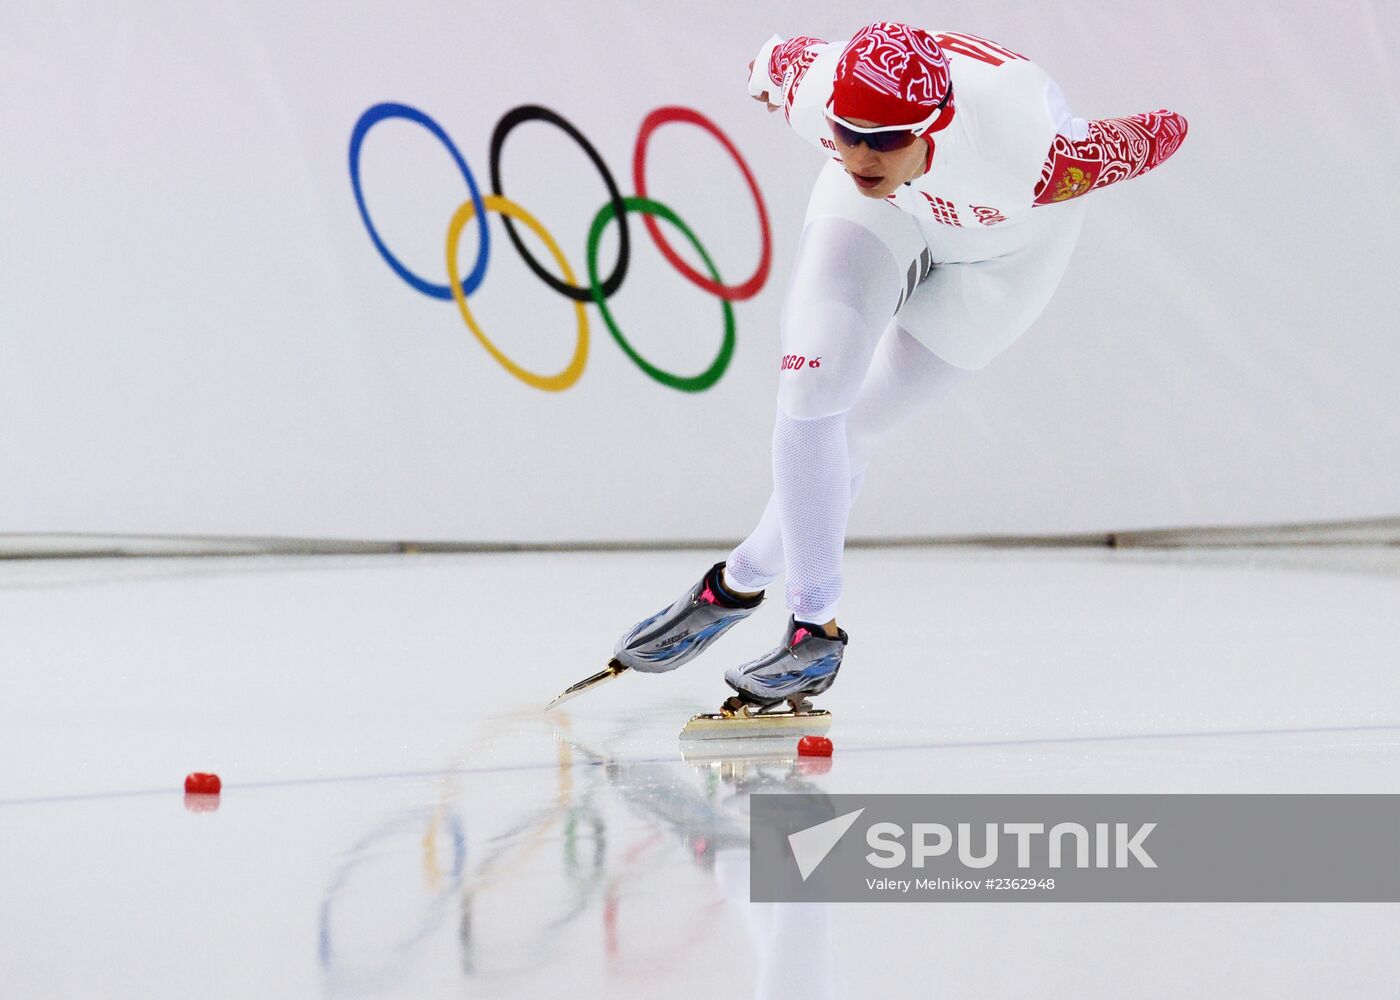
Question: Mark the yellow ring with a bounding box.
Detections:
[445,194,589,392]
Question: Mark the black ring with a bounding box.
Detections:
[489,105,630,302]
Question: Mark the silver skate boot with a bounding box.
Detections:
[614,562,765,673]
[723,617,848,707]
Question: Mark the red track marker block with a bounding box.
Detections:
[797,735,833,757]
[184,772,222,795]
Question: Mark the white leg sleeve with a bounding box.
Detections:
[727,214,905,599]
[846,321,970,481]
[727,324,971,597]
[773,409,850,623]
[726,178,964,621]
[772,216,906,622]
[774,218,904,420]
[774,324,967,621]
[725,493,783,592]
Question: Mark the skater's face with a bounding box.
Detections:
[829,117,929,199]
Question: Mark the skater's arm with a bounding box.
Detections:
[1032,110,1190,205]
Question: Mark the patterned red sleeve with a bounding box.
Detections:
[1033,110,1189,205]
[767,36,828,120]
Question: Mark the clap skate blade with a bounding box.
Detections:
[678,695,832,741]
[545,658,630,710]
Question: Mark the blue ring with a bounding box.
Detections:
[349,102,490,299]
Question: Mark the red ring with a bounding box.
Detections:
[632,106,772,302]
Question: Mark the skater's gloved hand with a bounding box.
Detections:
[747,61,780,112]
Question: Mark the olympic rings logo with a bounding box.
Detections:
[349,103,773,393]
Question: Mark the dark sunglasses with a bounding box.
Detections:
[829,120,921,152]
[828,85,953,152]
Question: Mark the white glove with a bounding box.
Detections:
[746,34,785,107]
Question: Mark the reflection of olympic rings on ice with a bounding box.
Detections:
[317,808,466,991]
[348,102,772,393]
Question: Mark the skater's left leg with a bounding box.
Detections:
[771,216,908,630]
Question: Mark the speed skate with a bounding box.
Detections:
[545,663,833,741]
[548,563,840,739]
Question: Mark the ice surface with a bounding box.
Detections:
[2,547,1398,998]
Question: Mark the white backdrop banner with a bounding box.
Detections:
[3,1,1397,542]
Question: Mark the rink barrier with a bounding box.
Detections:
[1,518,1397,560]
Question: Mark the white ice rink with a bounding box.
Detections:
[3,545,1399,998]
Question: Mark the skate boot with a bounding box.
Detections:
[723,617,848,708]
[614,562,764,673]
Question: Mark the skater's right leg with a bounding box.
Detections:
[724,494,782,594]
[719,215,908,704]
[723,339,964,707]
[845,320,970,490]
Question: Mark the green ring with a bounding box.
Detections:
[586,196,735,393]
